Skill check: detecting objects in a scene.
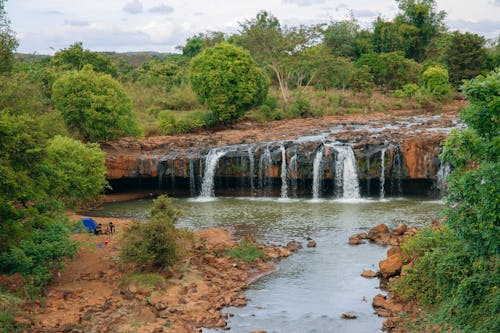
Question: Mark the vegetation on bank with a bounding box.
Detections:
[392,70,499,332]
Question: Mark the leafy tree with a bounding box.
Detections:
[181,31,225,58]
[39,135,108,206]
[52,65,142,141]
[421,65,451,98]
[189,43,268,124]
[356,52,387,85]
[237,11,319,102]
[131,58,186,90]
[51,42,117,76]
[121,195,190,267]
[395,0,446,61]
[0,0,17,73]
[372,17,404,54]
[323,18,360,59]
[441,31,488,85]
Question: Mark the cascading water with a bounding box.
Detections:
[189,160,196,196]
[280,144,288,199]
[392,146,403,194]
[436,162,451,195]
[333,145,361,199]
[259,146,272,190]
[312,147,324,199]
[380,148,386,199]
[248,146,255,191]
[199,149,227,198]
[289,152,298,197]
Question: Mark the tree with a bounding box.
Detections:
[189,43,268,124]
[237,11,319,102]
[39,135,108,206]
[421,65,450,98]
[441,31,488,85]
[51,42,117,76]
[181,31,225,58]
[395,0,446,62]
[52,65,141,141]
[323,18,360,59]
[372,17,404,54]
[0,0,18,73]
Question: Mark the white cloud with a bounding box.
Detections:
[283,0,326,6]
[149,3,174,14]
[123,0,143,14]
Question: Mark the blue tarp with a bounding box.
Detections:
[82,217,98,232]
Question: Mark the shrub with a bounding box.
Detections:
[394,83,420,98]
[422,66,451,98]
[226,240,265,263]
[190,43,269,124]
[157,110,177,135]
[290,98,312,118]
[121,195,191,267]
[123,272,166,289]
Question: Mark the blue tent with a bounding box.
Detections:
[82,217,98,233]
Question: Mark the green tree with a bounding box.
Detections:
[39,135,108,206]
[0,0,18,73]
[52,65,141,141]
[421,65,451,98]
[181,31,225,58]
[441,31,488,85]
[323,18,360,59]
[237,11,319,102]
[372,17,404,54]
[189,43,268,124]
[51,42,117,76]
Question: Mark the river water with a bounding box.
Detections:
[85,196,443,333]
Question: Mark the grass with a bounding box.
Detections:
[226,241,265,263]
[123,272,166,289]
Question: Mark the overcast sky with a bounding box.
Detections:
[6,0,500,55]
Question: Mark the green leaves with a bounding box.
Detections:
[52,65,142,141]
[190,43,269,124]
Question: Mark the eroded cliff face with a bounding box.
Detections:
[101,110,461,197]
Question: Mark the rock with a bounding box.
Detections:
[285,240,302,252]
[379,254,403,278]
[128,284,138,294]
[152,327,164,333]
[348,234,365,245]
[233,297,247,307]
[0,273,25,293]
[361,270,378,278]
[120,289,135,300]
[368,224,391,244]
[387,246,402,257]
[382,317,397,331]
[13,316,32,326]
[392,224,407,236]
[372,294,404,317]
[307,240,317,248]
[341,312,358,319]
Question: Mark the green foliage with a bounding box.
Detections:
[421,65,451,98]
[123,272,166,288]
[323,19,361,59]
[121,195,191,267]
[181,31,225,58]
[395,69,500,332]
[52,65,142,141]
[349,65,374,93]
[158,110,208,135]
[0,0,18,73]
[441,31,488,85]
[190,43,269,124]
[39,135,109,206]
[130,58,187,90]
[226,241,265,263]
[394,83,420,98]
[52,42,117,76]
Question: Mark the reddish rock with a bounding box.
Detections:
[285,240,302,252]
[307,240,317,248]
[379,254,403,279]
[348,234,365,245]
[361,270,378,278]
[368,224,391,245]
[391,224,407,236]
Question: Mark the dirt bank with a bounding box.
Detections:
[22,215,296,333]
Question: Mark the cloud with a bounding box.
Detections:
[447,19,500,38]
[65,20,91,27]
[489,1,500,6]
[149,3,174,14]
[283,0,326,7]
[335,3,348,11]
[352,9,377,18]
[47,10,64,15]
[123,0,143,14]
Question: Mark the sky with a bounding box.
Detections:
[5,0,500,55]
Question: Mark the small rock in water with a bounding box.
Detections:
[341,312,358,319]
[307,240,317,248]
[361,269,378,278]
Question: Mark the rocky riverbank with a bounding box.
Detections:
[19,216,298,333]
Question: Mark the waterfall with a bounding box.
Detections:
[199,149,227,198]
[248,146,255,191]
[436,162,451,195]
[312,147,324,199]
[259,146,272,190]
[280,144,288,199]
[289,152,298,197]
[333,145,361,199]
[366,154,371,195]
[189,160,196,196]
[393,146,403,194]
[380,148,386,199]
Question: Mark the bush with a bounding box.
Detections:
[290,98,312,118]
[52,65,142,141]
[190,43,269,124]
[422,66,451,98]
[226,240,265,263]
[394,83,420,98]
[158,110,208,135]
[121,195,191,267]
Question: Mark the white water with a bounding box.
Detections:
[436,162,451,195]
[248,146,255,191]
[199,149,227,198]
[289,153,298,196]
[189,160,196,196]
[259,146,272,189]
[380,148,386,199]
[334,145,361,199]
[280,144,288,199]
[312,147,324,200]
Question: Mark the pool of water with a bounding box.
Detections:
[84,196,443,333]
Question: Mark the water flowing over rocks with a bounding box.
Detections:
[101,110,462,198]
